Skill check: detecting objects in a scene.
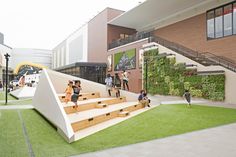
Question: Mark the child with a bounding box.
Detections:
[138,90,150,107]
[64,81,73,103]
[71,80,82,112]
[183,90,191,107]
[105,74,113,97]
[114,73,121,98]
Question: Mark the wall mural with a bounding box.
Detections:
[114,49,136,71]
[16,65,42,80]
[107,54,112,72]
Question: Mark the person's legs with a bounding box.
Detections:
[123,81,126,90]
[108,89,111,96]
[126,81,129,91]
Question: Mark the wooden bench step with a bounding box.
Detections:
[68,101,144,132]
[118,111,130,117]
[58,92,100,102]
[95,103,108,108]
[63,97,126,114]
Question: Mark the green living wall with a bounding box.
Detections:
[143,49,225,101]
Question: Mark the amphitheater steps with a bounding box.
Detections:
[68,101,143,132]
[73,106,153,141]
[58,92,100,102]
[62,97,126,114]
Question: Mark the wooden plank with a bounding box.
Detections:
[71,102,144,132]
[64,97,126,114]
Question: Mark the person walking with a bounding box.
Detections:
[121,70,129,91]
[0,80,3,91]
[105,74,113,97]
[71,80,82,112]
[183,90,191,107]
[114,73,121,97]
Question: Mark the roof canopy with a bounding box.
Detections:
[109,0,226,31]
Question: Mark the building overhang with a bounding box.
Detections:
[108,0,231,31]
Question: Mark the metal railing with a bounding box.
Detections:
[108,30,236,72]
[108,31,152,49]
[149,36,236,72]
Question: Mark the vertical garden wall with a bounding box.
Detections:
[143,49,225,101]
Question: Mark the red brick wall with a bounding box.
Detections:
[107,39,148,93]
[155,13,236,61]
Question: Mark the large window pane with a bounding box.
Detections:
[224,4,233,36]
[234,3,236,34]
[207,11,215,39]
[215,8,223,38]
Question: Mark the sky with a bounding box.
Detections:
[0,0,145,49]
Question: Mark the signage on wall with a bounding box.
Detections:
[114,49,136,71]
[107,55,112,72]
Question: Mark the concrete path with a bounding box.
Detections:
[74,123,236,157]
[150,94,236,109]
[0,105,34,110]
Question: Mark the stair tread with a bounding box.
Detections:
[58,92,99,97]
[73,106,153,140]
[68,101,139,123]
[62,97,117,107]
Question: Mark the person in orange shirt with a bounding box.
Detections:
[64,81,73,103]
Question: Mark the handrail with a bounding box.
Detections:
[150,36,236,72]
[108,31,152,49]
[108,30,236,73]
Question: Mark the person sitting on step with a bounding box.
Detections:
[138,90,150,107]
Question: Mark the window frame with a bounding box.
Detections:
[206,1,236,40]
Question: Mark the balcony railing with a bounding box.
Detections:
[108,30,236,73]
[108,31,152,49]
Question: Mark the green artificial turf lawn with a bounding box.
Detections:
[0,91,17,101]
[0,110,28,157]
[18,104,236,157]
[0,99,32,106]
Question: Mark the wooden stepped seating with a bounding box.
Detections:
[67,101,144,132]
[63,97,126,114]
[118,111,130,117]
[58,92,100,102]
[95,103,108,108]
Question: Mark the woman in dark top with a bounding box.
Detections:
[71,80,81,112]
[114,73,121,97]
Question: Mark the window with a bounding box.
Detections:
[207,1,236,39]
[224,4,233,36]
[120,34,125,39]
[215,8,223,38]
[234,3,236,34]
[207,11,215,39]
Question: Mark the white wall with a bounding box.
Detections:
[10,48,52,70]
[52,24,88,69]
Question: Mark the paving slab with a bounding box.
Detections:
[73,123,236,157]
